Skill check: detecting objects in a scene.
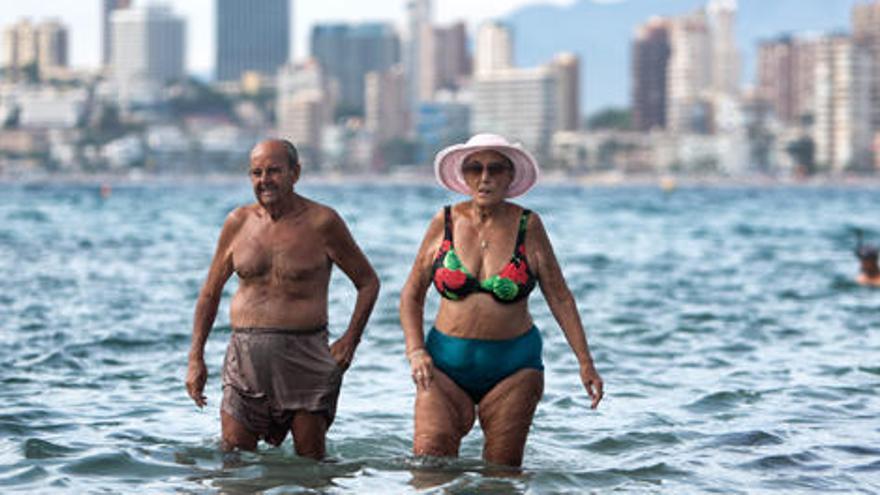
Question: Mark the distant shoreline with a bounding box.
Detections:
[2,170,880,188]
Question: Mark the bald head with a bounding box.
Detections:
[251,139,299,171]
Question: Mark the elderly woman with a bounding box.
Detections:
[399,133,604,467]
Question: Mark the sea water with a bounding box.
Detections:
[1,182,878,493]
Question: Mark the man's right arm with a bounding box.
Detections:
[185,208,244,407]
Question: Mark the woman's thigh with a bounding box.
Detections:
[477,368,544,466]
[413,369,476,456]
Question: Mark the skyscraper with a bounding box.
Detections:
[276,60,334,167]
[473,66,559,160]
[706,0,740,96]
[111,5,185,84]
[2,19,69,80]
[102,0,132,66]
[216,0,290,82]
[852,1,880,138]
[405,0,433,118]
[433,22,470,91]
[632,17,671,131]
[552,53,580,131]
[666,10,711,134]
[365,66,408,143]
[475,21,513,76]
[813,34,873,171]
[311,23,400,116]
[756,36,818,124]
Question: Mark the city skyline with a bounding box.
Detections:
[0,0,575,77]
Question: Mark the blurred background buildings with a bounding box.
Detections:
[1,0,879,178]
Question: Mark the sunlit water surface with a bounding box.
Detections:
[1,182,879,493]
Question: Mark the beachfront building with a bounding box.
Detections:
[365,66,409,144]
[215,0,289,82]
[433,22,471,91]
[416,91,471,164]
[311,23,400,116]
[632,17,671,132]
[2,19,69,81]
[757,35,819,125]
[551,53,580,132]
[102,0,132,67]
[813,34,873,172]
[666,9,711,134]
[276,60,336,168]
[706,0,740,97]
[110,5,185,85]
[404,0,434,120]
[473,66,559,161]
[853,1,880,170]
[475,21,514,76]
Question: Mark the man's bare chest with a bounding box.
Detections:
[232,222,328,282]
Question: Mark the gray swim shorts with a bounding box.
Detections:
[221,326,344,442]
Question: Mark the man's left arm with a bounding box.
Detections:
[324,210,380,369]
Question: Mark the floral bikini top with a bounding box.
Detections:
[432,205,537,304]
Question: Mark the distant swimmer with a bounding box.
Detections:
[855,230,880,287]
[185,139,380,458]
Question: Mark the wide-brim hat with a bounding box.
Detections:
[434,133,540,198]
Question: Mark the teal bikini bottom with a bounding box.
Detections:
[426,325,544,403]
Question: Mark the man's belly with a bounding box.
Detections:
[230,291,329,330]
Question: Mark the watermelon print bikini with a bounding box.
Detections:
[426,205,544,402]
[432,205,536,302]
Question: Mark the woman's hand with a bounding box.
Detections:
[580,361,604,409]
[408,348,435,391]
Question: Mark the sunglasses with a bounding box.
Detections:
[461,160,512,177]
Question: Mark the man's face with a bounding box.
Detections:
[249,142,297,207]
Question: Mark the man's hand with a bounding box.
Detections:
[330,333,359,371]
[186,357,208,408]
[580,361,604,409]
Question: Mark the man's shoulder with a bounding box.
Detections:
[300,197,344,228]
[226,204,258,223]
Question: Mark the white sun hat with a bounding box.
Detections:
[433,133,540,198]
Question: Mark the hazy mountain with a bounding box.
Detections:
[504,0,864,116]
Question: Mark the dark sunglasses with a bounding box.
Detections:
[461,160,512,177]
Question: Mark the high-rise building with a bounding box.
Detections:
[311,23,400,116]
[216,0,290,82]
[813,35,873,172]
[102,0,132,66]
[433,22,470,91]
[36,20,68,76]
[756,36,818,124]
[2,19,69,80]
[666,10,711,134]
[852,0,880,139]
[632,17,671,131]
[111,5,185,84]
[473,66,559,160]
[475,21,513,76]
[706,0,740,96]
[276,60,335,167]
[365,66,408,143]
[405,0,433,117]
[551,53,580,131]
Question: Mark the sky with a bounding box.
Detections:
[0,0,576,76]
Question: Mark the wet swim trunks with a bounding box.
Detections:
[221,326,344,443]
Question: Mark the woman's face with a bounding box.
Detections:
[461,150,514,206]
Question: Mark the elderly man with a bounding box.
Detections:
[185,139,379,459]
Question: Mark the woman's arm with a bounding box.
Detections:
[529,212,604,409]
[399,209,445,390]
